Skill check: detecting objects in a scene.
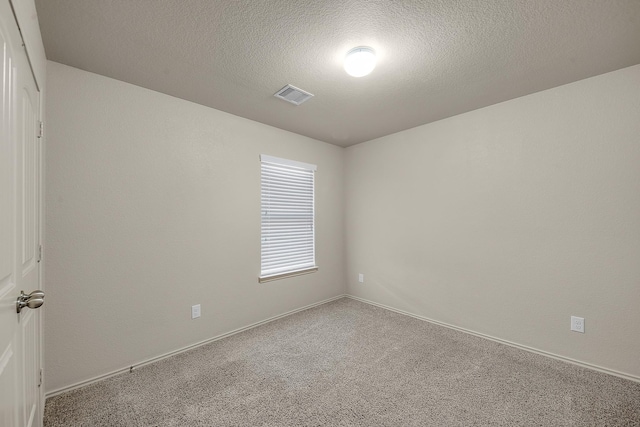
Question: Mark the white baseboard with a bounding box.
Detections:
[45,294,347,398]
[47,292,638,399]
[345,294,640,384]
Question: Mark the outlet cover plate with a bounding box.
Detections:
[571,316,584,333]
[358,273,364,283]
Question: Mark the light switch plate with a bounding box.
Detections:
[192,304,201,319]
[358,273,364,283]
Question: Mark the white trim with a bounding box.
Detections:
[346,295,640,384]
[259,266,318,283]
[46,293,639,399]
[8,0,46,90]
[45,294,347,398]
[260,154,317,171]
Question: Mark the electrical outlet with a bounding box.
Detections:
[571,316,584,333]
[358,273,364,283]
[191,304,201,319]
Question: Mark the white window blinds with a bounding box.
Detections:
[260,155,317,280]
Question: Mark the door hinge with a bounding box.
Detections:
[38,369,43,387]
[37,121,44,138]
[37,245,42,263]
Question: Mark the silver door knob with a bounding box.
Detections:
[16,290,45,313]
[27,290,45,299]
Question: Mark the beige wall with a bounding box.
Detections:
[44,61,346,393]
[345,65,640,378]
[46,60,640,393]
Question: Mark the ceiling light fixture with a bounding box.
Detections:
[344,46,376,77]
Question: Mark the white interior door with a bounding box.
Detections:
[0,0,43,426]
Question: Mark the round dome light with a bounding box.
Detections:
[344,46,376,77]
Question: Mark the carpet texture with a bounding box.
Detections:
[45,298,640,426]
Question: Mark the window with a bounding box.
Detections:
[260,155,317,282]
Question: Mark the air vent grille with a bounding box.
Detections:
[274,84,314,105]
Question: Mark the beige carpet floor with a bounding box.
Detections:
[45,297,640,426]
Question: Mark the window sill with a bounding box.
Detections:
[259,267,318,283]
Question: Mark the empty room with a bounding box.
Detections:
[1,0,639,426]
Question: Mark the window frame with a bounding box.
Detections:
[259,155,318,282]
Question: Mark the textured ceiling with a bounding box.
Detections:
[36,0,640,147]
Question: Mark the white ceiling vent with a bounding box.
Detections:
[274,84,314,106]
